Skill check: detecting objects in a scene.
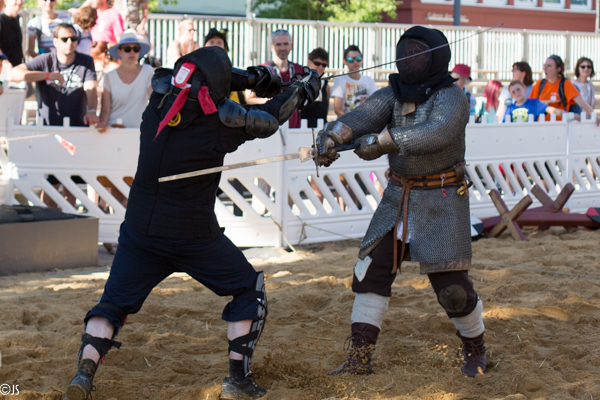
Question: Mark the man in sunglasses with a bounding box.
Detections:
[332,45,378,117]
[10,22,98,127]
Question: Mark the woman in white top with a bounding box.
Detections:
[27,0,72,57]
[166,19,200,68]
[572,57,596,110]
[97,30,153,132]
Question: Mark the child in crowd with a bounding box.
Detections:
[504,80,563,122]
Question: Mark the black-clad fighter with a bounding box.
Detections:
[63,46,320,400]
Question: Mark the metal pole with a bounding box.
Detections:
[454,0,461,26]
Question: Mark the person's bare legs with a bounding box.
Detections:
[80,316,115,363]
[227,320,252,360]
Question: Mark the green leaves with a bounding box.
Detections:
[252,0,399,23]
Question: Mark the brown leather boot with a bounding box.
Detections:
[328,322,380,375]
[457,331,487,377]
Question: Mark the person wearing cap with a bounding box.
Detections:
[451,64,476,116]
[203,27,248,105]
[97,29,153,133]
[166,19,200,68]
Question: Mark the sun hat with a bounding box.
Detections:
[203,28,229,52]
[108,29,150,60]
[451,64,472,81]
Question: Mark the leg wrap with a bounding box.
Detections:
[228,271,267,376]
[452,298,485,338]
[351,293,390,330]
[78,332,121,366]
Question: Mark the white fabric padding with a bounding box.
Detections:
[452,298,485,338]
[351,292,390,330]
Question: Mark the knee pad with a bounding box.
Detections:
[228,271,267,375]
[438,284,469,314]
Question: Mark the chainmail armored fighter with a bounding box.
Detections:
[317,26,487,377]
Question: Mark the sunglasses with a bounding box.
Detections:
[311,60,328,68]
[580,65,593,69]
[59,36,79,43]
[120,45,140,53]
[345,55,363,63]
[43,0,56,2]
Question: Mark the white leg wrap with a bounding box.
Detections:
[452,298,485,338]
[351,293,390,330]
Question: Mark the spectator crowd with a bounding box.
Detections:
[0,1,598,211]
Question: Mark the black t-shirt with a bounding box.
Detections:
[25,51,96,126]
[301,79,329,128]
[0,13,24,67]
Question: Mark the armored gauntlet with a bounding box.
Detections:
[354,126,398,161]
[316,121,353,167]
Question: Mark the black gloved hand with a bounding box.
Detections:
[247,65,282,98]
[289,67,320,109]
[316,128,342,167]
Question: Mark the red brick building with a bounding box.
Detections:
[385,0,597,32]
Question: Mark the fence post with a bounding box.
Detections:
[565,32,572,73]
[523,29,529,62]
[316,20,324,48]
[477,27,485,81]
[374,23,382,80]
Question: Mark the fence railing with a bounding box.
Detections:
[2,88,599,246]
[17,9,600,81]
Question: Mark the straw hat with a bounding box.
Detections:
[108,29,150,60]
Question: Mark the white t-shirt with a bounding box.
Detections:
[331,74,378,114]
[101,64,153,128]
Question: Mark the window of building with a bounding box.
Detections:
[514,0,537,7]
[570,0,591,8]
[542,0,564,7]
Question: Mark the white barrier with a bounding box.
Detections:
[1,107,599,247]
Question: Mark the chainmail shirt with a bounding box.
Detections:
[337,84,472,269]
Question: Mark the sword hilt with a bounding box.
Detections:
[331,143,359,152]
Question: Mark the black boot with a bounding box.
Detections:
[220,359,266,399]
[328,322,380,375]
[64,359,97,400]
[457,331,487,377]
[220,376,266,399]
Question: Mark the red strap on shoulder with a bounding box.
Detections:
[154,87,189,140]
[198,86,217,115]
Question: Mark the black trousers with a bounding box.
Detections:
[85,222,260,328]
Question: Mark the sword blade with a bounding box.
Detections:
[158,147,315,182]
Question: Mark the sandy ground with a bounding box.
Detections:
[1,227,600,400]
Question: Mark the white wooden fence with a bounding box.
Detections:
[1,90,599,247]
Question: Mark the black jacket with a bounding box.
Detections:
[125,90,292,241]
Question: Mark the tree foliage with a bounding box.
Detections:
[22,0,178,13]
[252,0,398,23]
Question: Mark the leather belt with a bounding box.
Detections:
[389,162,468,274]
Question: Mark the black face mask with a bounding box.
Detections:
[396,38,432,85]
[389,26,456,104]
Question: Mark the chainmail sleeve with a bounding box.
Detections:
[390,85,469,157]
[337,86,396,140]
